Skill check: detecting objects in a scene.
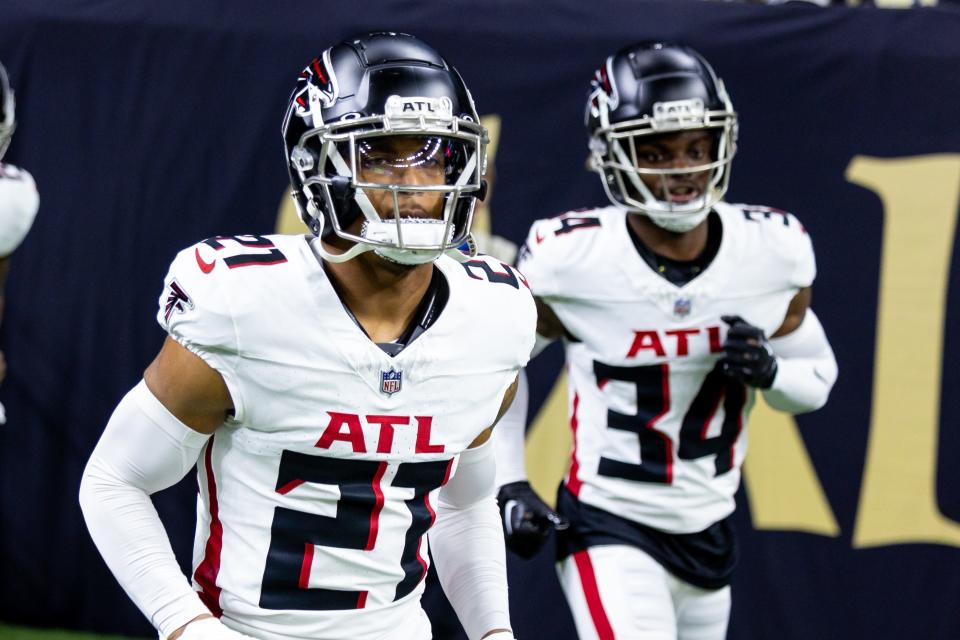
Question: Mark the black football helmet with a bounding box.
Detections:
[282,32,487,264]
[0,62,15,161]
[586,43,737,232]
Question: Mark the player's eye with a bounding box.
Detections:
[361,157,392,173]
[637,149,665,164]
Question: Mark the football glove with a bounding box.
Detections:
[497,481,569,559]
[176,618,257,640]
[720,315,778,388]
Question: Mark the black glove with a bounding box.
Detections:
[720,315,778,388]
[497,481,570,559]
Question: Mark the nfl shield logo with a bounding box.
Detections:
[674,298,692,318]
[380,369,403,396]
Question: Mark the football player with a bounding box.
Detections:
[0,60,40,424]
[494,43,837,639]
[80,33,532,640]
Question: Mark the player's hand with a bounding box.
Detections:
[720,315,778,388]
[497,481,569,559]
[172,617,258,640]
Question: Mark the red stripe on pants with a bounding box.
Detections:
[573,550,615,640]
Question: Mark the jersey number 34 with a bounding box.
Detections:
[594,361,746,484]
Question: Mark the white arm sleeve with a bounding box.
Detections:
[79,380,213,638]
[493,329,555,487]
[763,310,838,414]
[430,439,513,640]
[493,369,529,486]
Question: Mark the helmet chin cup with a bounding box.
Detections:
[373,247,443,265]
[363,219,451,265]
[645,207,710,233]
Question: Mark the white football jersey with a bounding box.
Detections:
[519,203,815,533]
[0,163,39,256]
[156,234,535,640]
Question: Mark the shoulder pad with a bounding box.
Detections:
[443,254,537,368]
[731,203,816,289]
[517,207,612,297]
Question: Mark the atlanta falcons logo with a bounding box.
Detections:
[587,57,620,119]
[293,49,339,125]
[163,279,195,324]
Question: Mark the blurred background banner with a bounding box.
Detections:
[1,1,959,639]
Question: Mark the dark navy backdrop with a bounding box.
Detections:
[1,1,959,639]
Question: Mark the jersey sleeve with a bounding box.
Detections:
[0,165,39,256]
[516,218,561,298]
[788,214,817,289]
[156,243,246,420]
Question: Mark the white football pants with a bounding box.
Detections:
[557,545,731,640]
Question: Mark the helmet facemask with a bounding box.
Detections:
[292,94,487,265]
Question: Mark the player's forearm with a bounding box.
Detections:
[79,381,212,637]
[431,440,513,640]
[432,497,512,639]
[493,369,529,486]
[764,310,838,414]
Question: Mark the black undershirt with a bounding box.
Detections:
[627,211,723,286]
[326,265,449,357]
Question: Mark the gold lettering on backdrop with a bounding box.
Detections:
[276,187,306,235]
[848,154,960,548]
[526,371,573,506]
[743,397,840,535]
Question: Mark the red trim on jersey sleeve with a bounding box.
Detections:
[573,550,616,640]
[193,437,224,617]
[567,392,584,497]
[365,462,388,551]
[356,591,368,609]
